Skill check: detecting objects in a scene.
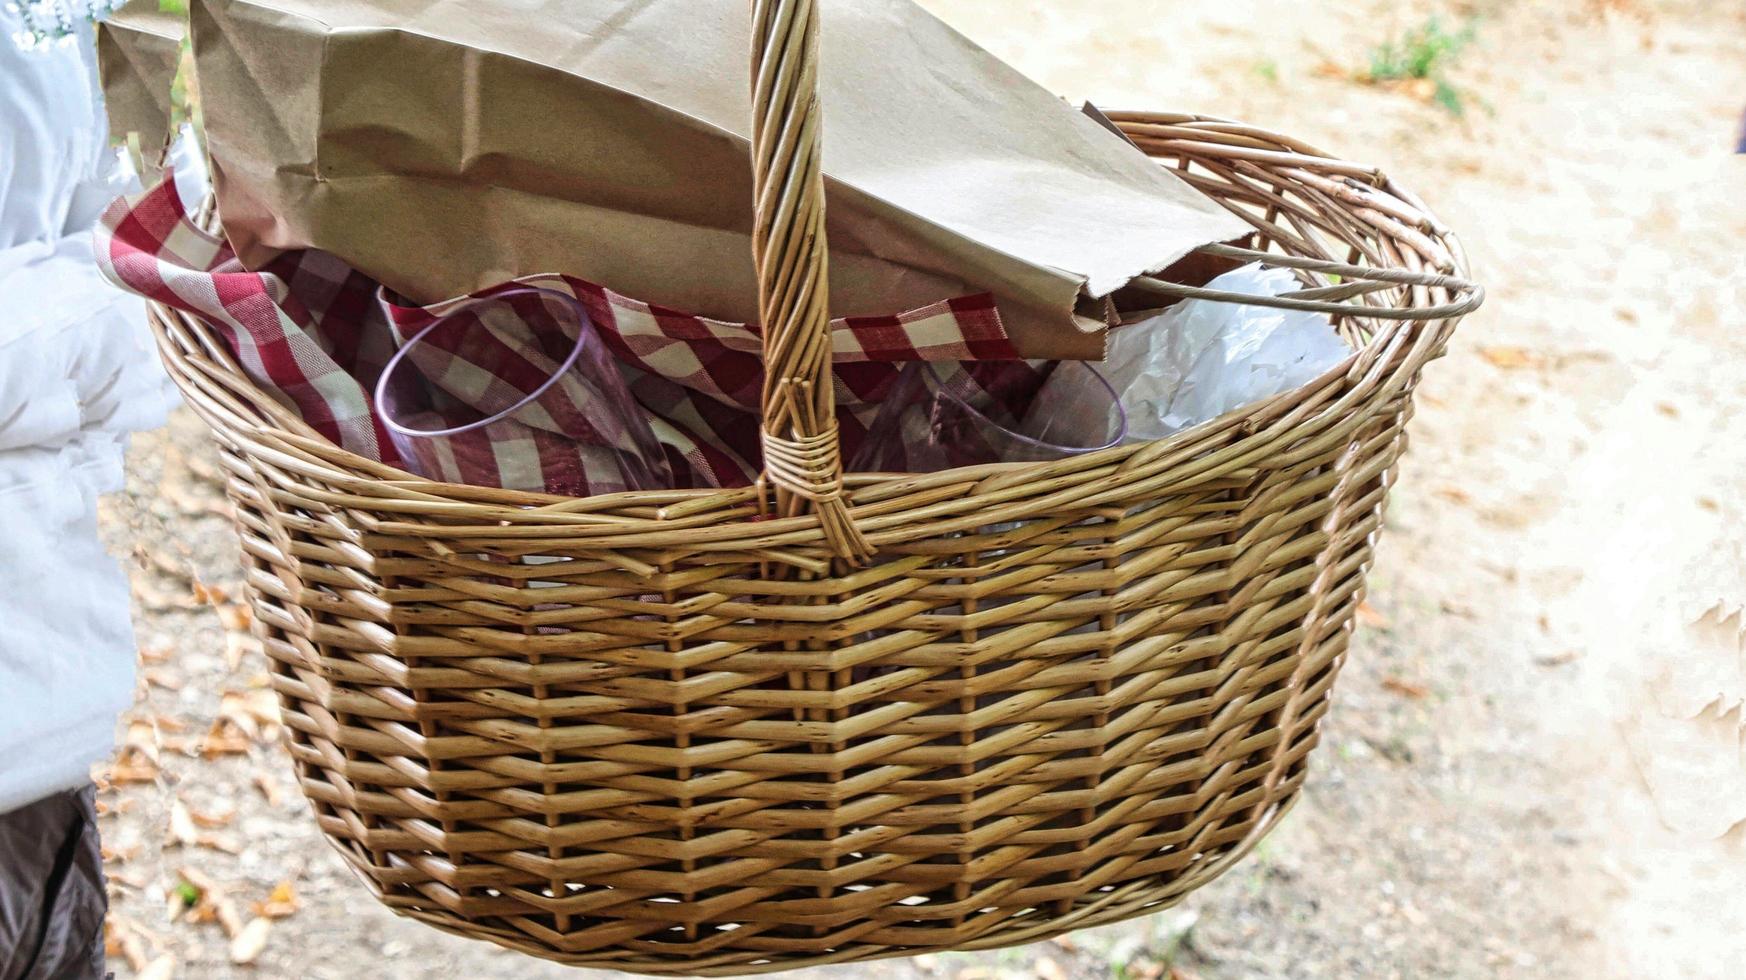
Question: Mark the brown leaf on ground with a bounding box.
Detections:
[1356,601,1390,629]
[142,668,184,692]
[192,579,231,606]
[187,805,235,830]
[252,772,286,807]
[1434,486,1472,505]
[217,603,254,631]
[217,694,261,740]
[1382,676,1431,699]
[111,869,148,890]
[168,802,198,847]
[138,642,174,665]
[223,632,261,671]
[199,718,254,759]
[1033,956,1068,980]
[230,917,272,964]
[92,797,137,817]
[220,688,281,736]
[123,719,161,760]
[1479,345,1537,369]
[106,916,153,972]
[215,897,245,938]
[106,757,161,786]
[132,577,201,612]
[137,953,176,980]
[196,834,244,855]
[101,842,141,864]
[253,880,300,919]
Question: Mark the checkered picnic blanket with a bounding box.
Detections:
[96,173,1048,495]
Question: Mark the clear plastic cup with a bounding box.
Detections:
[373,286,671,494]
[850,360,1127,473]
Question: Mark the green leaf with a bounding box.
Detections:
[174,879,202,906]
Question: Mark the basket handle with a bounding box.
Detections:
[749,0,872,561]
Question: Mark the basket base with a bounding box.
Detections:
[324,785,1304,976]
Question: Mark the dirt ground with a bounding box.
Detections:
[92,1,1746,977]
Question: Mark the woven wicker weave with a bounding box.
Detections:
[146,1,1480,973]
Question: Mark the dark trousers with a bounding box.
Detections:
[0,787,106,980]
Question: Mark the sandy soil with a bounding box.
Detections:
[93,1,1746,977]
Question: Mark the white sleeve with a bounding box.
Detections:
[0,231,176,453]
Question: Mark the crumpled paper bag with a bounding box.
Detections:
[189,0,1250,360]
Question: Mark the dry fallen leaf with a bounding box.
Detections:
[132,577,201,612]
[142,668,184,692]
[230,917,273,964]
[1434,486,1472,505]
[101,842,141,864]
[168,801,198,847]
[240,688,281,726]
[215,898,245,938]
[1381,676,1430,699]
[1478,345,1536,369]
[253,880,300,919]
[223,632,262,671]
[218,688,281,742]
[154,714,191,733]
[124,720,161,762]
[192,579,230,606]
[137,953,176,980]
[199,718,254,759]
[1033,957,1068,980]
[217,603,254,631]
[106,916,152,972]
[253,772,286,807]
[188,805,235,830]
[1356,601,1390,630]
[112,869,149,890]
[197,834,244,855]
[106,757,160,786]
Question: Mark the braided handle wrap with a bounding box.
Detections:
[749,0,871,561]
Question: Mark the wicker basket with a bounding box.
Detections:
[147,1,1480,974]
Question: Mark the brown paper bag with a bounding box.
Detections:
[192,0,1249,359]
[96,0,186,184]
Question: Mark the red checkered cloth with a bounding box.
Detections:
[96,174,1048,494]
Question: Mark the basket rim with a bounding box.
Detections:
[148,110,1477,555]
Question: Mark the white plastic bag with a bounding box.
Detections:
[1030,262,1351,447]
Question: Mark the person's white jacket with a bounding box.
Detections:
[0,14,180,813]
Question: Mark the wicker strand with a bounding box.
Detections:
[749,0,871,562]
